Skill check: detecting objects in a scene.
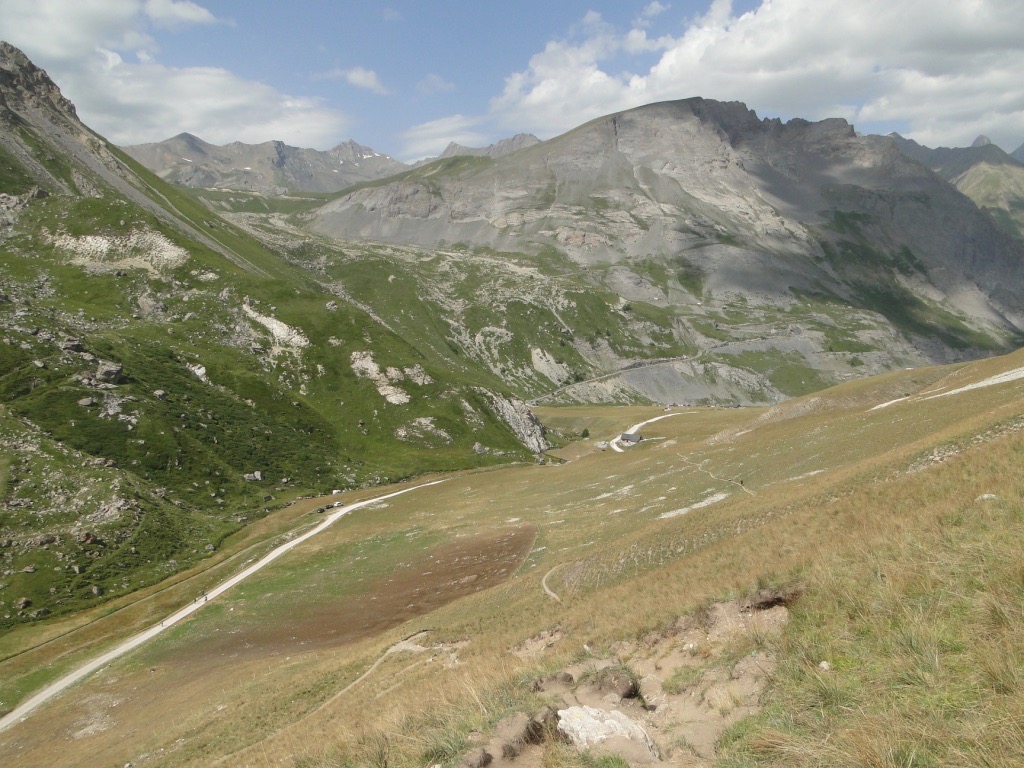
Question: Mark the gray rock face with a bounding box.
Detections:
[477,389,550,453]
[0,41,78,124]
[305,98,1024,377]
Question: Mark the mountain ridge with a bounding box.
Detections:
[437,132,541,160]
[121,132,409,195]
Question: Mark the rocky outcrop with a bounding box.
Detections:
[476,389,550,453]
[0,41,79,123]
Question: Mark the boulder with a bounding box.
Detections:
[95,360,123,384]
[137,295,167,316]
[557,706,660,764]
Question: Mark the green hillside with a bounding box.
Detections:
[0,132,542,630]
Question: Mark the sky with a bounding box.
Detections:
[2,0,1023,162]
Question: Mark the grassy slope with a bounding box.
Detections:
[1,349,1023,766]
[0,139,536,631]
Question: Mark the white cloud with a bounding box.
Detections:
[417,73,456,96]
[0,0,154,61]
[143,0,215,28]
[0,0,351,148]
[398,114,488,161]
[329,66,389,95]
[89,60,350,147]
[489,0,1024,150]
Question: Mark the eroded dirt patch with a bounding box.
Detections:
[203,525,536,658]
[480,596,794,767]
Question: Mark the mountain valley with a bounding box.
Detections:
[2,39,1024,768]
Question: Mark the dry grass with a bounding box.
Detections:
[3,351,1024,767]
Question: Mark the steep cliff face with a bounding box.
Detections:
[477,389,551,454]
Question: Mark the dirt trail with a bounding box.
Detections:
[542,565,564,602]
[0,480,446,734]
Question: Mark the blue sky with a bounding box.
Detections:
[2,1,1023,161]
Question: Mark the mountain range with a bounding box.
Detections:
[120,133,409,195]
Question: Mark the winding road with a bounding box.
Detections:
[0,479,446,734]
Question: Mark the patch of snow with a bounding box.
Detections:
[869,397,909,411]
[922,366,1024,400]
[659,491,729,519]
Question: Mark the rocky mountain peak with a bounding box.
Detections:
[972,134,993,147]
[0,41,79,123]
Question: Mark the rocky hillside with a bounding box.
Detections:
[276,99,1024,404]
[891,133,1024,240]
[121,133,408,195]
[0,42,548,629]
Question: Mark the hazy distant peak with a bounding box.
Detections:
[121,131,408,194]
[972,135,993,147]
[438,133,541,160]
